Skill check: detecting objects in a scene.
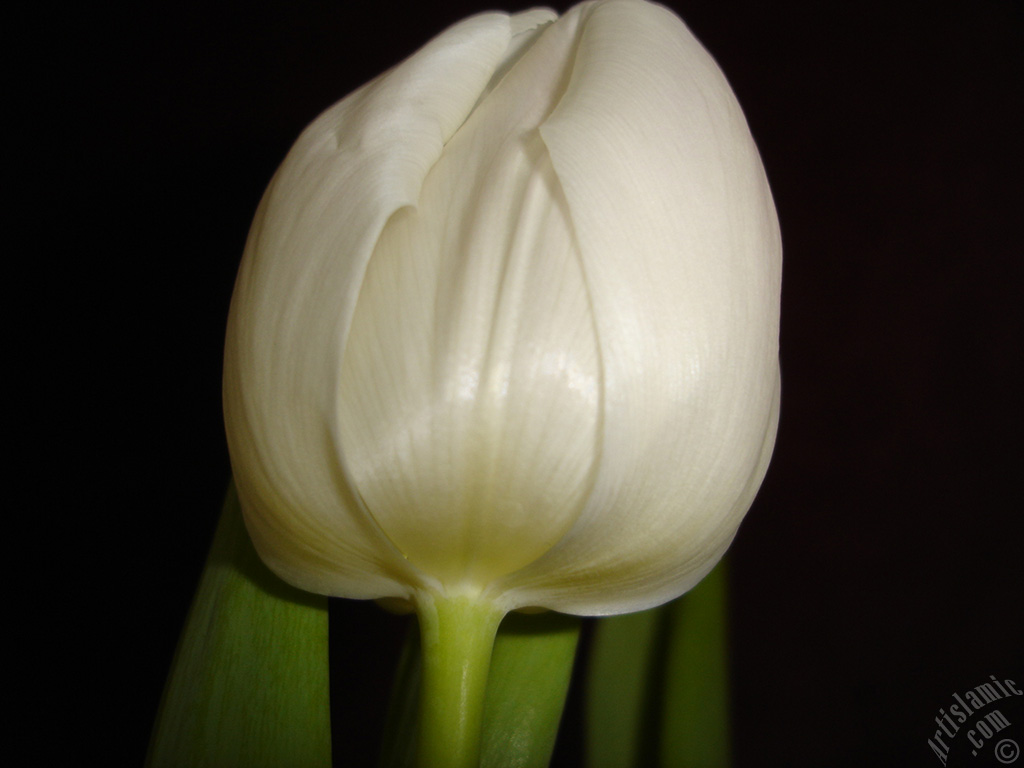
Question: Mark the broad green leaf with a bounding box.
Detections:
[584,608,660,768]
[146,482,330,768]
[659,561,731,768]
[480,611,581,768]
[585,560,731,768]
[379,610,581,768]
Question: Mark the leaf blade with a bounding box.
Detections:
[585,608,661,768]
[659,560,731,768]
[481,612,581,768]
[146,483,331,768]
[585,560,732,768]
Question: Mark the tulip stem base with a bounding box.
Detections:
[415,593,506,768]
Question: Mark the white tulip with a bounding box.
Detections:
[224,0,780,621]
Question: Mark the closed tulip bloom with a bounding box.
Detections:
[223,0,780,623]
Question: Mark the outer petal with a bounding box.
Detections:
[499,0,782,614]
[335,8,597,596]
[223,12,551,598]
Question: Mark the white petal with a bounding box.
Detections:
[499,0,782,613]
[223,12,525,598]
[335,10,599,595]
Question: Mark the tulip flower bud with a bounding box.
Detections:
[223,0,781,619]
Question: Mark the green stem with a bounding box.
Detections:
[415,593,506,768]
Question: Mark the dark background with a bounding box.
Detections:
[28,0,1021,765]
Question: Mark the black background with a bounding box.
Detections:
[25,0,1021,765]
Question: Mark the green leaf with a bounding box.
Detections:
[480,611,581,768]
[379,610,581,768]
[585,560,732,768]
[659,560,731,768]
[584,608,661,768]
[146,482,331,768]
